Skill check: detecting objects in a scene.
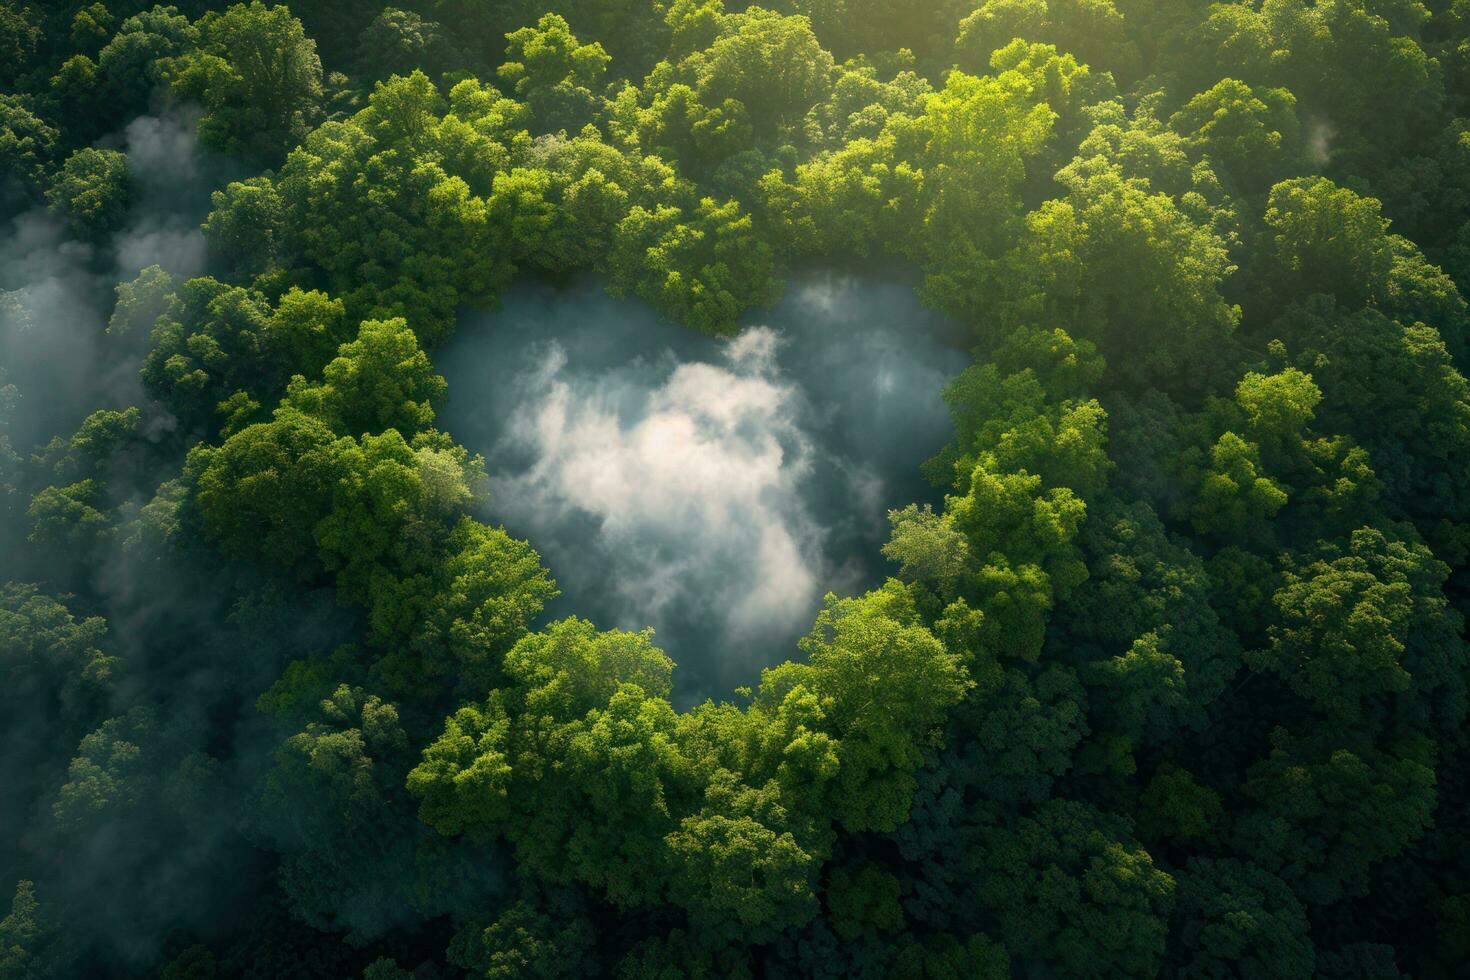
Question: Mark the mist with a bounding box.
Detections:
[0,106,226,464]
[438,271,969,701]
[0,106,356,970]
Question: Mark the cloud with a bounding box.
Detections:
[504,325,819,651]
[0,106,221,466]
[439,271,968,700]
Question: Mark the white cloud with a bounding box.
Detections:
[497,326,823,655]
[441,273,968,698]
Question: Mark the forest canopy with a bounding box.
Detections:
[6,1,1470,978]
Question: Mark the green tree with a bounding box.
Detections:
[683,8,835,138]
[500,14,610,133]
[204,176,286,274]
[1000,154,1239,388]
[169,1,323,162]
[973,799,1175,978]
[0,95,57,197]
[97,5,199,116]
[1169,858,1315,979]
[284,317,445,437]
[354,7,457,82]
[141,277,280,424]
[0,2,40,89]
[0,880,69,980]
[44,147,132,237]
[609,196,780,333]
[1170,77,1301,189]
[1265,177,1395,305]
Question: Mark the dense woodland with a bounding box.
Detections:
[6,0,1470,976]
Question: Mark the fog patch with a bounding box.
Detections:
[439,272,968,700]
[0,106,221,462]
[1307,117,1336,167]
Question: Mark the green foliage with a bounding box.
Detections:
[974,799,1175,978]
[1171,858,1314,978]
[50,706,158,837]
[69,4,113,54]
[1266,176,1397,305]
[1003,152,1240,388]
[682,7,835,137]
[908,67,1056,315]
[449,895,597,980]
[0,3,40,88]
[957,0,1141,81]
[97,5,199,116]
[284,317,444,437]
[256,683,457,941]
[9,0,1470,975]
[203,176,286,273]
[169,1,323,162]
[825,861,904,939]
[0,880,68,980]
[0,95,57,196]
[1170,77,1301,189]
[44,147,132,236]
[0,585,117,738]
[190,406,341,575]
[142,276,280,424]
[609,196,780,333]
[500,14,610,133]
[354,7,456,83]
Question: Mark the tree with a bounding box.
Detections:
[0,880,70,980]
[1237,732,1437,905]
[411,619,692,910]
[44,147,132,237]
[49,707,159,839]
[999,153,1239,388]
[779,582,969,832]
[141,277,280,425]
[1170,77,1301,190]
[204,176,287,274]
[956,0,1141,81]
[0,2,40,89]
[499,14,610,133]
[371,517,557,697]
[909,67,1056,316]
[97,5,199,116]
[354,7,458,82]
[169,1,324,162]
[109,265,177,340]
[189,406,341,577]
[284,317,445,437]
[664,773,819,940]
[973,799,1175,978]
[26,479,113,549]
[1273,300,1470,537]
[1053,499,1240,743]
[609,196,780,333]
[0,585,118,848]
[0,95,57,197]
[448,894,598,980]
[68,4,113,55]
[1265,177,1395,306]
[946,464,1089,660]
[1248,526,1465,731]
[1169,858,1315,979]
[266,288,348,376]
[256,684,474,942]
[48,55,101,131]
[683,8,835,138]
